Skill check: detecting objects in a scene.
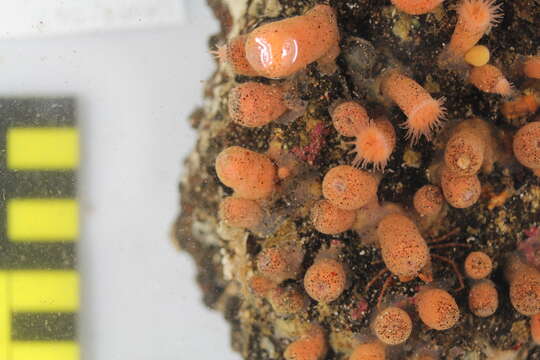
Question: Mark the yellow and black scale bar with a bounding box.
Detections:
[0,98,79,360]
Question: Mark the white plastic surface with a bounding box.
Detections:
[0,2,241,360]
[0,0,186,38]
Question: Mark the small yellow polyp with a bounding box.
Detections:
[464,45,490,67]
[7,199,78,242]
[11,341,79,360]
[10,271,79,312]
[7,127,79,170]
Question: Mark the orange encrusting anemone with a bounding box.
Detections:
[523,56,540,79]
[468,279,498,317]
[440,167,481,209]
[469,64,514,97]
[513,121,540,170]
[380,69,445,143]
[448,117,497,174]
[245,4,339,79]
[390,0,444,15]
[331,101,369,137]
[349,341,386,360]
[531,313,540,345]
[284,325,327,360]
[439,0,502,65]
[311,199,356,235]
[372,307,413,345]
[304,258,348,303]
[506,255,540,316]
[500,94,539,121]
[351,117,396,171]
[268,287,307,315]
[213,35,260,76]
[215,146,276,199]
[444,127,486,176]
[377,214,429,281]
[228,82,288,127]
[413,185,444,217]
[464,251,493,279]
[248,274,276,297]
[322,165,379,210]
[256,244,304,283]
[415,288,460,330]
[414,354,437,360]
[219,197,263,229]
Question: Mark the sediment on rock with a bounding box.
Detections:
[174,0,540,359]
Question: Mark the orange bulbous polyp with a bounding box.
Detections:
[257,245,304,283]
[468,279,498,317]
[377,214,429,281]
[451,117,497,174]
[304,258,347,303]
[464,251,493,279]
[523,56,540,79]
[331,101,369,137]
[532,313,540,344]
[500,94,539,121]
[284,325,327,360]
[416,288,460,330]
[444,127,485,176]
[469,64,513,97]
[441,0,502,62]
[245,4,339,79]
[228,82,288,127]
[513,121,540,170]
[506,256,540,316]
[215,146,276,199]
[311,199,356,235]
[372,307,413,345]
[322,165,379,210]
[413,185,444,216]
[248,275,277,297]
[216,35,260,76]
[380,70,445,143]
[391,0,444,15]
[511,274,540,316]
[440,167,481,209]
[219,197,263,229]
[268,287,307,315]
[349,342,386,360]
[415,354,437,360]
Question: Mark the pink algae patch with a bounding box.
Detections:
[292,122,331,164]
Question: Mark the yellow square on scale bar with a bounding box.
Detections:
[11,341,79,360]
[7,199,78,242]
[10,271,79,312]
[7,127,79,170]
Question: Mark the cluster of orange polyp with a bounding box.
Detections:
[210,1,540,359]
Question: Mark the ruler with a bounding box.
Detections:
[0,98,78,360]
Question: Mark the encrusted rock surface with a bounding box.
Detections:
[174,1,540,358]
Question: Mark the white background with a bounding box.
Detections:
[0,1,241,359]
